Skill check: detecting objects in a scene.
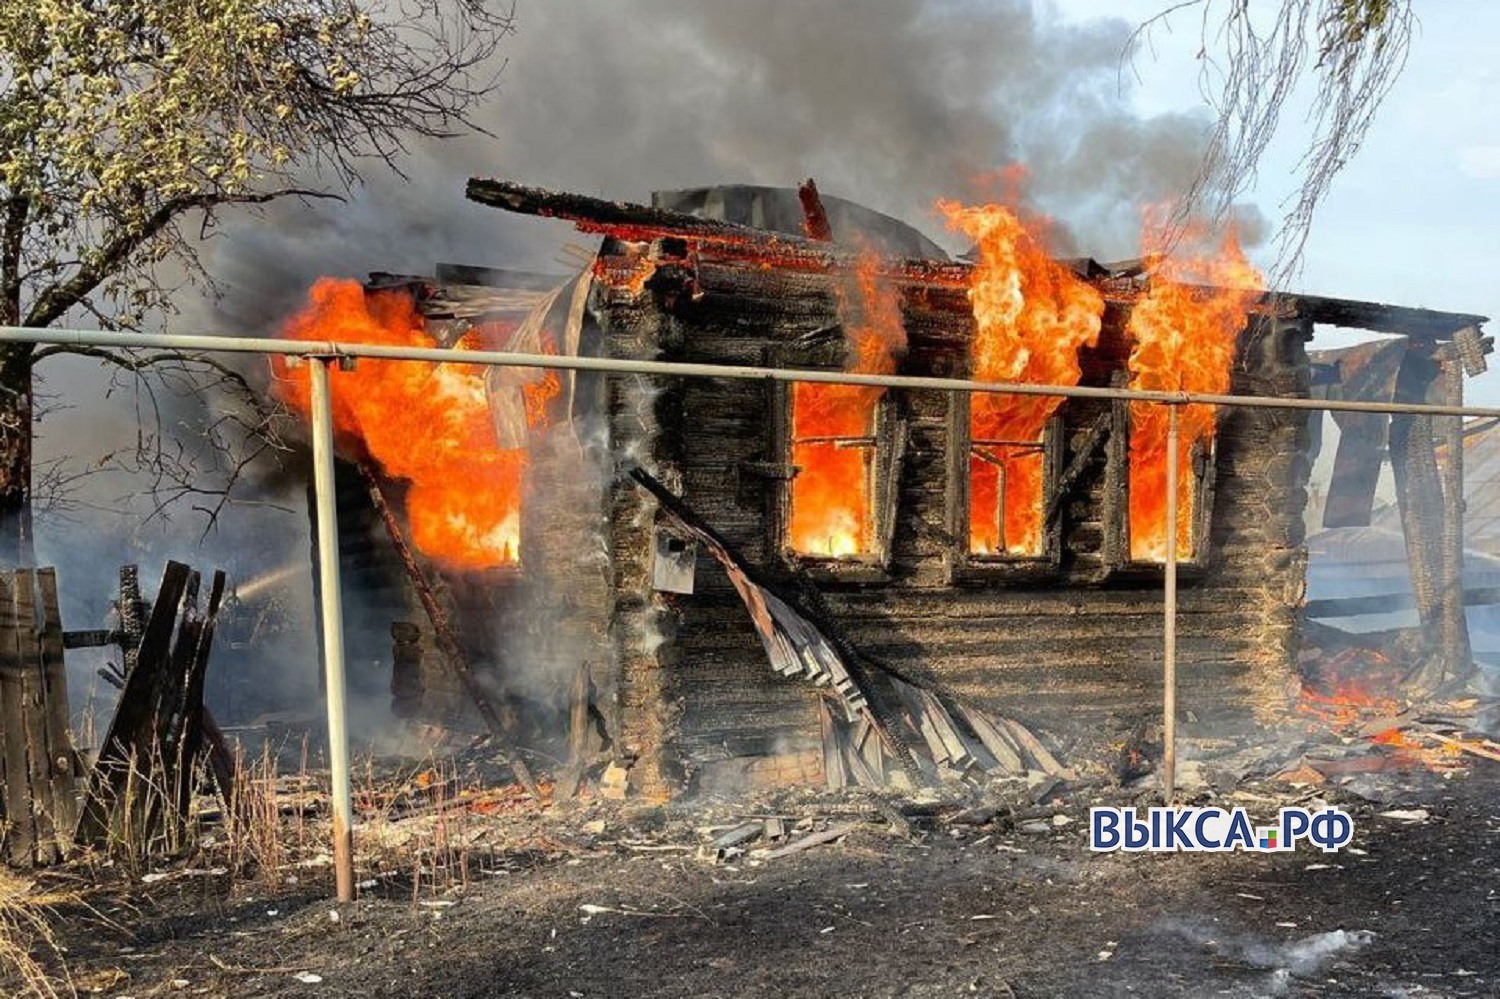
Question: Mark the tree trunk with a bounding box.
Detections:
[0,345,35,568]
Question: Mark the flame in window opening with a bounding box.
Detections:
[1126,222,1262,563]
[788,250,906,557]
[273,278,559,570]
[937,199,1104,557]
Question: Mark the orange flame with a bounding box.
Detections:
[788,249,906,557]
[274,278,554,570]
[938,199,1104,556]
[1125,222,1262,562]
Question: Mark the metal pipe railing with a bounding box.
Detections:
[6,323,1491,893]
[307,358,355,903]
[5,326,1499,420]
[1162,405,1180,803]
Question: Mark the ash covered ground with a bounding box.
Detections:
[30,763,1500,999]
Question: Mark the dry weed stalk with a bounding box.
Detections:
[0,870,77,999]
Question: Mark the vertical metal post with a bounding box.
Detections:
[1162,403,1180,803]
[308,356,355,903]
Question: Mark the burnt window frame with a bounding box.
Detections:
[944,389,1067,584]
[1102,399,1221,576]
[764,347,904,584]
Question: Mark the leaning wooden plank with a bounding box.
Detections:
[998,717,1076,779]
[762,822,860,859]
[170,572,225,819]
[920,695,998,772]
[145,581,205,842]
[76,561,192,845]
[855,720,886,784]
[914,688,977,771]
[0,573,35,865]
[952,704,1025,775]
[15,571,60,865]
[630,466,870,717]
[819,699,848,791]
[189,574,237,808]
[842,727,883,788]
[890,679,950,767]
[35,570,78,844]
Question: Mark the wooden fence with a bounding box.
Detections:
[0,569,79,866]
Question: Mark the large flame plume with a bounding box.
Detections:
[937,199,1104,556]
[273,278,558,570]
[788,250,907,557]
[1125,224,1262,562]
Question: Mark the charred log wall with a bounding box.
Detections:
[598,261,1313,794]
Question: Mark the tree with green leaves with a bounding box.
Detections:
[0,0,513,565]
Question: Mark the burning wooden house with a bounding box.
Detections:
[275,180,1491,799]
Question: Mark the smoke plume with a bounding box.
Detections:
[197,0,1236,334]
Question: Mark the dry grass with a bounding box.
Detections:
[207,741,523,899]
[0,870,77,999]
[0,739,539,999]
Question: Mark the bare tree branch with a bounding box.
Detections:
[24,189,339,329]
[1132,0,1414,281]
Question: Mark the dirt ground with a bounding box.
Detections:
[28,762,1500,999]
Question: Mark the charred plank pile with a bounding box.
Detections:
[76,561,234,852]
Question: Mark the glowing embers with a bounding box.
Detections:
[788,383,882,557]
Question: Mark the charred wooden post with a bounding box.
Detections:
[1390,346,1452,668]
[798,179,834,242]
[358,462,542,801]
[0,569,78,866]
[1438,347,1472,678]
[118,564,144,677]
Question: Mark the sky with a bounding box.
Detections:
[1052,0,1500,405]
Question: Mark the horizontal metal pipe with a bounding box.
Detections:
[6,326,1499,420]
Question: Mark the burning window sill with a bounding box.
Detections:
[1104,557,1212,583]
[945,550,1062,587]
[783,551,893,585]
